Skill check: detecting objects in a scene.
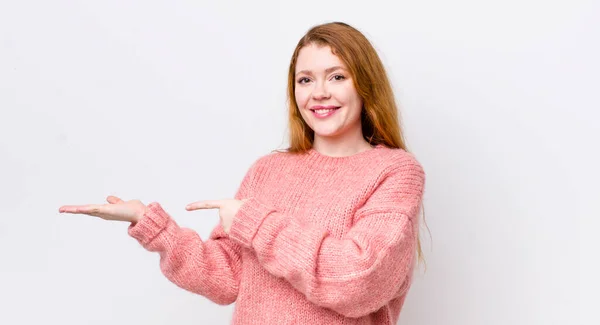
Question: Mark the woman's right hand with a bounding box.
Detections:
[59,196,147,223]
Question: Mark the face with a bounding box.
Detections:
[294,44,363,140]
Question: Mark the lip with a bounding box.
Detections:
[310,105,340,111]
[309,105,340,118]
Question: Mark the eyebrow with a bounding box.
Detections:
[295,66,346,77]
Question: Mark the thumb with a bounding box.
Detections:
[107,196,124,204]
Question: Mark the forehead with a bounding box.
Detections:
[295,44,346,72]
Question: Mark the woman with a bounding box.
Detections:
[60,21,426,324]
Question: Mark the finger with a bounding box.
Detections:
[186,200,222,211]
[59,205,85,213]
[59,204,98,214]
[107,196,124,204]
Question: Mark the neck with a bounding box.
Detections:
[312,131,373,158]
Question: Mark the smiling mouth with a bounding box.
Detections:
[310,107,340,113]
[309,106,341,118]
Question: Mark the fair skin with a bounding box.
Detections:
[295,43,373,157]
[59,43,372,230]
[58,196,245,233]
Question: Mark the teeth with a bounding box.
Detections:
[314,108,335,114]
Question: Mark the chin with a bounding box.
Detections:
[312,127,343,138]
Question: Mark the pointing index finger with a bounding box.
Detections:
[186,200,222,211]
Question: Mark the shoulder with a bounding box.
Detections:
[356,148,425,217]
[376,147,425,175]
[242,149,288,178]
[248,150,283,169]
[371,147,426,193]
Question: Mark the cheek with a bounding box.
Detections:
[352,93,363,111]
[338,85,362,110]
[295,88,310,108]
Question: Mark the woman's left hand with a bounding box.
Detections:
[186,199,247,234]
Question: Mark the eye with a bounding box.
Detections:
[297,77,311,84]
[332,74,346,81]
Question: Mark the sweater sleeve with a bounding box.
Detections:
[127,161,259,305]
[227,158,425,318]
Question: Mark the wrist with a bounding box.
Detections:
[133,205,148,223]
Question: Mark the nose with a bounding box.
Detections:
[311,80,331,100]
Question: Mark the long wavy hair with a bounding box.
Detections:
[279,22,428,267]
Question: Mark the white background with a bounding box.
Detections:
[1,0,598,324]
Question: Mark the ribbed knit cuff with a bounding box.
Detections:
[229,197,274,248]
[127,202,170,246]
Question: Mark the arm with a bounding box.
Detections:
[127,161,259,305]
[228,157,425,317]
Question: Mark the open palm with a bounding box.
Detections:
[59,196,147,223]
